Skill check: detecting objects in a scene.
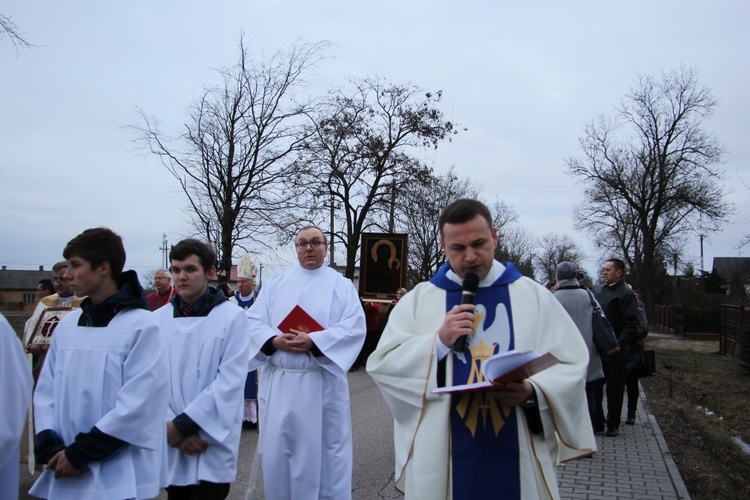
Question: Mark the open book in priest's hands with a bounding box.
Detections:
[432,350,560,395]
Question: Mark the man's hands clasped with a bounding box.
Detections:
[46,450,86,479]
[166,421,208,456]
[272,329,314,354]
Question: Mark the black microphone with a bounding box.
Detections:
[453,272,479,353]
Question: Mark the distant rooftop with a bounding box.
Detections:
[712,257,750,281]
[0,266,53,290]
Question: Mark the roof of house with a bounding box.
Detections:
[215,265,238,282]
[712,257,750,282]
[0,269,53,290]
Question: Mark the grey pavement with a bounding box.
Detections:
[557,382,690,499]
[17,370,689,499]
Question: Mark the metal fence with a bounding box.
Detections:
[652,303,750,368]
[651,304,722,338]
[720,304,750,368]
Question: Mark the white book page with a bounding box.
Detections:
[481,350,540,380]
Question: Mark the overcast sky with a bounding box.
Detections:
[2,1,748,282]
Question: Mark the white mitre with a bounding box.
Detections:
[237,254,259,280]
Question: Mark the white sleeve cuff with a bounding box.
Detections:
[436,335,451,360]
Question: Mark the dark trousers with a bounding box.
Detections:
[585,379,599,432]
[626,377,640,414]
[596,358,627,429]
[167,481,230,500]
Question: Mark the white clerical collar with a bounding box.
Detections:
[445,260,505,287]
[238,292,254,301]
[58,295,76,305]
[297,263,327,275]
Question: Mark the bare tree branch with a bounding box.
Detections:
[1,13,36,55]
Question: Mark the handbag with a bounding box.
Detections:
[627,349,656,378]
[585,290,619,354]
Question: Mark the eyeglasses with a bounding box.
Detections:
[295,240,326,249]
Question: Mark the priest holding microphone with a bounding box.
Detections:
[367,199,596,499]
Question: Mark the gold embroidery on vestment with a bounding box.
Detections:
[456,339,510,437]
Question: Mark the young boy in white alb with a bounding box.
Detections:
[154,238,251,499]
[30,227,168,500]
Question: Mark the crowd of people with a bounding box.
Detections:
[551,260,649,437]
[2,198,650,500]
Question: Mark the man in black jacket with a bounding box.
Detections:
[594,258,639,437]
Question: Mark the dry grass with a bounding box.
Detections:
[640,336,750,499]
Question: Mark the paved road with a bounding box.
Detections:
[18,370,688,499]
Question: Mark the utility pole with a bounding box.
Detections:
[699,234,705,273]
[159,233,169,269]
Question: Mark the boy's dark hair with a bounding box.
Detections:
[438,199,493,237]
[38,279,55,294]
[169,239,216,272]
[63,227,126,283]
[606,258,626,273]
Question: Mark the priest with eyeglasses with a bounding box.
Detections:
[247,225,366,500]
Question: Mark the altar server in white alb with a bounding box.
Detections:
[30,227,168,500]
[248,225,366,500]
[0,312,33,500]
[367,199,596,500]
[154,238,251,500]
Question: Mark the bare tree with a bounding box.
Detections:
[396,168,479,283]
[495,224,537,278]
[486,200,537,278]
[489,200,520,236]
[141,270,157,293]
[567,67,730,305]
[1,14,35,55]
[533,233,585,285]
[296,77,459,278]
[135,38,329,277]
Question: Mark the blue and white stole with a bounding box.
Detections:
[430,262,524,499]
[235,292,255,310]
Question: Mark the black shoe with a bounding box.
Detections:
[605,427,619,437]
[625,412,636,425]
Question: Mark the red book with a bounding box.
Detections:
[277,305,324,334]
[432,350,560,395]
